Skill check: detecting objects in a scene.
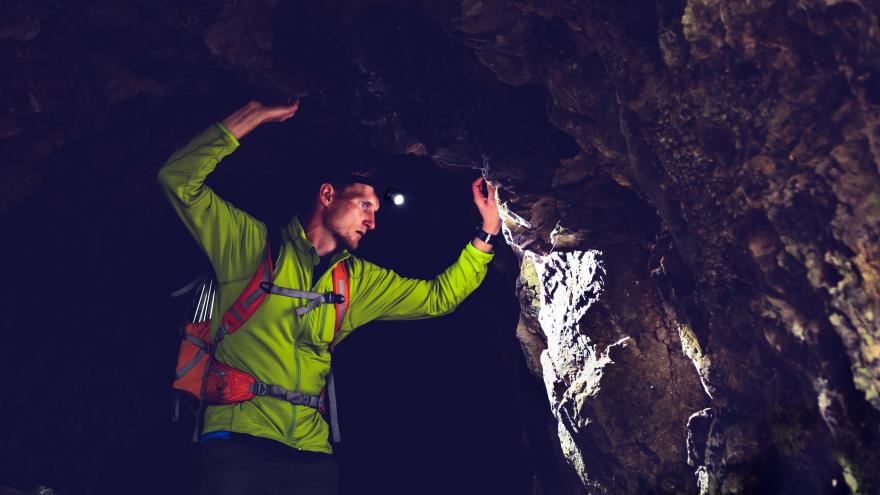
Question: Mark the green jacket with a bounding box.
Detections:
[157,123,494,453]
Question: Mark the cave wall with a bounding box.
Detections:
[442,0,880,492]
[2,0,880,494]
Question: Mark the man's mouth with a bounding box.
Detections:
[355,231,365,238]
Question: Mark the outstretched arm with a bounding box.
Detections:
[344,176,501,326]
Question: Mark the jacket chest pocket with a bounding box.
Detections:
[302,302,335,348]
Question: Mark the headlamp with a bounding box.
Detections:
[384,186,405,206]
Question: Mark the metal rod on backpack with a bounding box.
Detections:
[198,280,207,322]
[200,280,213,322]
[193,283,207,324]
[208,288,216,320]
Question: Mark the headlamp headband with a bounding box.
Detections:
[324,169,404,206]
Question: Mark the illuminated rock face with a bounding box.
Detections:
[510,232,708,493]
[461,0,880,492]
[2,0,880,493]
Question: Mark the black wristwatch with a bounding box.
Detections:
[476,225,499,245]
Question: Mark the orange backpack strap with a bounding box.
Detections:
[213,239,275,343]
[331,260,350,341]
[325,260,350,443]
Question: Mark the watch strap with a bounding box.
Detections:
[476,225,498,245]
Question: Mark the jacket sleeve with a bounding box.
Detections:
[349,242,494,324]
[156,123,266,283]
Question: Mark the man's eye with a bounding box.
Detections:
[360,201,369,209]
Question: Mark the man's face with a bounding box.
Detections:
[323,183,380,251]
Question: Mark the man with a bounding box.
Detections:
[157,99,501,495]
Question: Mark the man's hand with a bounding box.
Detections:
[471,176,501,253]
[221,99,300,140]
[471,176,501,234]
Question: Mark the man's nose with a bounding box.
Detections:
[364,212,376,230]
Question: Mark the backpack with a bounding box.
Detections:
[170,227,349,443]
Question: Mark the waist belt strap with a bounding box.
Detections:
[250,382,324,409]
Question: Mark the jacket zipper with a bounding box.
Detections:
[286,254,331,440]
[288,338,301,441]
[286,246,306,442]
[287,255,347,441]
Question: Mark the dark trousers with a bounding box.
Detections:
[197,436,339,495]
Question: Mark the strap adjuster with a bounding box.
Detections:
[252,382,269,396]
[324,293,345,304]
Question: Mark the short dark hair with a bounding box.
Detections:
[300,164,379,216]
[324,164,379,194]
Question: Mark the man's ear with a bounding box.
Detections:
[319,183,334,207]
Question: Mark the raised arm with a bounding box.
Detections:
[156,100,299,282]
[220,99,299,140]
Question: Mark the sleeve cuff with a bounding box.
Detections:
[214,122,240,148]
[464,240,495,263]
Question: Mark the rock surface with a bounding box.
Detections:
[1,0,879,493]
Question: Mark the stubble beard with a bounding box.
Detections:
[341,233,359,251]
[328,221,359,251]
